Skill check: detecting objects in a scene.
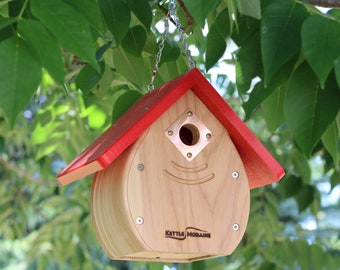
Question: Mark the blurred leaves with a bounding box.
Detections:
[0,0,340,269]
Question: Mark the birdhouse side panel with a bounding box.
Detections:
[91,147,148,258]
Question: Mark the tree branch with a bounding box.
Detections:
[307,0,340,7]
[158,0,194,33]
[177,0,194,33]
[0,156,54,186]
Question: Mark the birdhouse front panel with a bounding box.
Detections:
[91,90,250,262]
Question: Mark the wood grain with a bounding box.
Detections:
[91,91,250,262]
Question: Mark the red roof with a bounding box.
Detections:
[57,68,284,188]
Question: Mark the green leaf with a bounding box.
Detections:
[76,62,105,96]
[30,0,99,71]
[205,8,230,70]
[331,170,340,190]
[31,121,59,145]
[237,0,261,20]
[295,185,315,212]
[321,120,339,163]
[205,33,226,71]
[285,63,340,156]
[328,8,340,18]
[231,15,260,47]
[242,53,297,117]
[243,81,265,117]
[234,29,261,95]
[302,15,340,88]
[182,0,221,27]
[121,26,147,57]
[262,86,286,132]
[0,16,16,30]
[259,262,276,270]
[87,106,107,130]
[278,175,302,199]
[291,149,311,183]
[310,244,326,269]
[127,0,152,30]
[295,239,311,270]
[0,136,4,153]
[112,90,143,123]
[0,37,41,126]
[334,57,340,88]
[261,1,308,86]
[191,261,206,270]
[0,16,15,42]
[113,47,151,88]
[148,262,168,270]
[159,38,181,66]
[8,0,29,17]
[63,0,103,32]
[96,41,113,60]
[99,0,130,44]
[158,56,188,84]
[18,19,64,84]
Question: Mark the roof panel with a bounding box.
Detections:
[57,68,284,188]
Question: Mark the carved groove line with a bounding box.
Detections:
[170,161,208,173]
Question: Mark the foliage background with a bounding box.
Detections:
[0,0,340,269]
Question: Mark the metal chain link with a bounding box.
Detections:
[148,0,195,91]
[169,0,195,70]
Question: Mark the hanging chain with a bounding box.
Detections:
[148,0,195,91]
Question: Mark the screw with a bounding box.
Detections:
[232,171,239,179]
[187,111,193,116]
[232,223,240,231]
[206,133,212,139]
[187,152,192,158]
[167,130,174,136]
[137,164,144,171]
[136,217,144,225]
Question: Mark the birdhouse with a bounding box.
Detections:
[57,68,284,262]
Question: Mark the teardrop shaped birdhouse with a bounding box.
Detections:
[57,68,284,262]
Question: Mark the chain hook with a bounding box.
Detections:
[148,0,195,91]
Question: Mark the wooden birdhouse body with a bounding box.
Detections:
[58,68,284,263]
[91,90,250,262]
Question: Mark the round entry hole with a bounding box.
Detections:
[179,124,200,146]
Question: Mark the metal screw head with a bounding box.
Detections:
[206,133,212,139]
[232,223,240,231]
[232,171,239,179]
[137,164,144,171]
[167,130,174,136]
[187,111,193,116]
[136,217,144,225]
[186,152,192,158]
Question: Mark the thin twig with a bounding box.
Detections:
[177,0,194,32]
[158,0,194,33]
[0,156,54,186]
[308,0,340,7]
